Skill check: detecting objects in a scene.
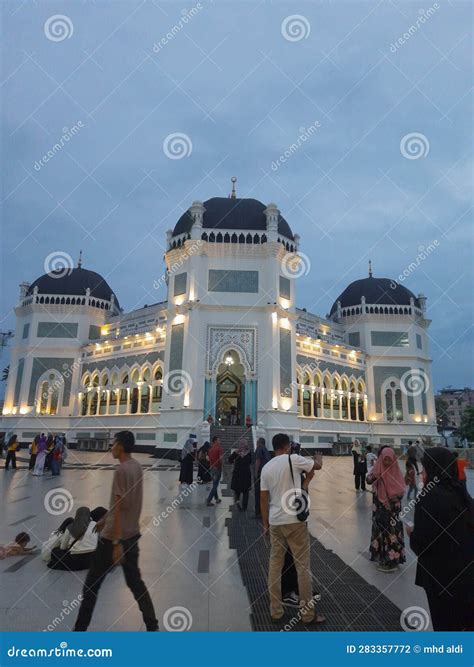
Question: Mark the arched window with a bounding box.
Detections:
[385,387,394,421]
[350,381,357,420]
[323,377,331,417]
[302,373,311,416]
[130,387,139,414]
[36,372,63,415]
[142,368,151,383]
[395,389,403,421]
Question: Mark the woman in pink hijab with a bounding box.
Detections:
[367,447,406,573]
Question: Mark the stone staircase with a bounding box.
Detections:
[210,425,253,455]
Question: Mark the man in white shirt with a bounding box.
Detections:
[260,433,324,624]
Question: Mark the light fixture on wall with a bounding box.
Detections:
[225,354,234,367]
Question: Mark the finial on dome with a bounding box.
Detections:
[230,176,237,199]
[368,259,373,278]
[78,250,83,268]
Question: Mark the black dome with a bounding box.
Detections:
[330,276,419,316]
[172,197,294,240]
[27,267,120,308]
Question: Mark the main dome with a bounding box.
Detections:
[330,276,419,316]
[27,267,121,309]
[172,197,294,240]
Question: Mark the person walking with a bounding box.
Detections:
[254,437,271,517]
[367,447,406,573]
[197,441,211,484]
[351,440,367,491]
[260,432,325,625]
[228,439,252,511]
[407,448,474,630]
[28,435,39,470]
[406,440,420,474]
[32,434,47,476]
[74,430,158,631]
[4,435,18,470]
[405,459,418,501]
[206,436,223,507]
[51,434,65,476]
[44,434,54,471]
[179,437,195,486]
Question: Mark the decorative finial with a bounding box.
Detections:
[230,176,237,199]
[368,259,372,278]
[78,250,83,268]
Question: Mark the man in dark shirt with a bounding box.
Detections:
[74,431,158,631]
[206,436,224,506]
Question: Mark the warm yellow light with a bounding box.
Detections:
[2,407,11,415]
[175,296,184,306]
[272,396,278,409]
[173,314,185,325]
[19,406,31,415]
[280,317,290,329]
[281,397,291,411]
[370,416,377,421]
[280,297,290,309]
[271,312,277,323]
[415,416,421,423]
[423,417,428,423]
[101,327,109,336]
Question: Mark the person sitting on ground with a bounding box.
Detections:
[0,532,37,559]
[48,506,107,571]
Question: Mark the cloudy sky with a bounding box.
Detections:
[1,0,472,390]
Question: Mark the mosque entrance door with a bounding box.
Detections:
[215,350,245,426]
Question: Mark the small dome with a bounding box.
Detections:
[172,197,294,240]
[27,267,120,309]
[330,276,419,316]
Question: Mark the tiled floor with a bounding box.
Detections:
[1,451,471,631]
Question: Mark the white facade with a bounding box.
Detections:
[1,195,438,455]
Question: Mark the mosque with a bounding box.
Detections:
[1,180,438,455]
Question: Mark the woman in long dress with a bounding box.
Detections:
[228,439,252,511]
[367,447,406,573]
[32,434,47,476]
[51,435,64,476]
[179,438,195,486]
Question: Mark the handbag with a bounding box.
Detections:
[288,455,310,522]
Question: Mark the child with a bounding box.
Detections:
[0,532,37,559]
[405,460,418,500]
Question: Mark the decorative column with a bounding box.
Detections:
[148,385,153,414]
[126,387,131,414]
[106,390,111,415]
[95,388,101,416]
[310,388,315,417]
[115,389,120,415]
[264,203,280,242]
[190,201,205,241]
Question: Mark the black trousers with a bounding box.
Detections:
[426,589,473,631]
[5,451,17,469]
[354,472,366,490]
[233,490,249,511]
[29,454,37,470]
[407,456,420,474]
[74,535,158,631]
[254,477,261,516]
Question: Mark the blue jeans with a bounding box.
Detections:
[207,468,221,501]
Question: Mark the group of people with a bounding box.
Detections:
[3,432,68,475]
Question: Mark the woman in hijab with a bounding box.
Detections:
[197,441,211,484]
[48,506,99,571]
[228,439,252,511]
[32,433,47,476]
[407,448,473,630]
[367,447,406,572]
[179,438,195,486]
[51,434,65,476]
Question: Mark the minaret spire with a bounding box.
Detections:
[78,249,83,268]
[368,259,373,277]
[230,176,237,199]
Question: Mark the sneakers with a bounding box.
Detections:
[282,592,299,608]
[206,500,214,507]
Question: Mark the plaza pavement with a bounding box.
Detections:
[1,451,472,632]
